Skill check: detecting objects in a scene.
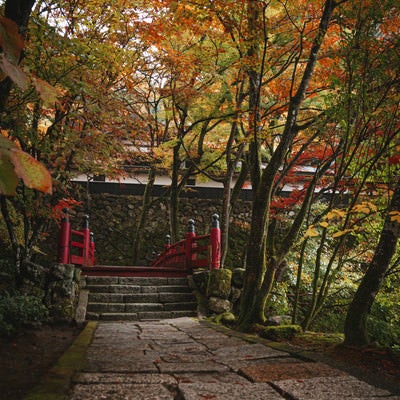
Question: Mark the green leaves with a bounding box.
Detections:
[0,136,52,196]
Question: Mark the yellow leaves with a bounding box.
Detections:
[9,149,52,194]
[304,225,319,238]
[326,209,346,220]
[303,222,356,241]
[322,202,377,226]
[351,202,377,214]
[332,229,353,238]
[305,201,382,242]
[0,136,52,196]
[32,77,62,108]
[389,211,400,223]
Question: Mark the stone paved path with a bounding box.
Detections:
[68,317,400,400]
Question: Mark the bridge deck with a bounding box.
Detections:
[81,265,187,277]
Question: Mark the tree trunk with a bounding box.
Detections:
[220,174,233,268]
[169,145,181,242]
[132,168,156,264]
[237,0,338,330]
[237,193,270,329]
[344,180,400,346]
[292,239,308,324]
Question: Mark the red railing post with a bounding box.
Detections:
[185,219,196,270]
[210,214,221,270]
[89,232,96,266]
[82,214,90,266]
[57,208,71,264]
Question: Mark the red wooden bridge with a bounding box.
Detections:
[57,209,221,277]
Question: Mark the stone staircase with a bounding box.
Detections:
[83,276,198,321]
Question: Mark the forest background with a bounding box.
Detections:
[0,0,399,349]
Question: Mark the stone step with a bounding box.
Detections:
[86,284,193,295]
[158,292,196,303]
[89,293,156,303]
[89,292,196,304]
[85,276,189,286]
[87,302,165,313]
[86,285,141,294]
[163,302,198,311]
[86,310,197,321]
[83,274,197,321]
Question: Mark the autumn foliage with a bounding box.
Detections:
[0,0,399,345]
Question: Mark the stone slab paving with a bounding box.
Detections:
[174,372,250,384]
[70,383,174,399]
[73,372,177,385]
[272,376,400,399]
[226,356,304,372]
[240,361,347,382]
[178,382,284,400]
[68,318,400,400]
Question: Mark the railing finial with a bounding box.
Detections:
[188,219,195,233]
[212,213,220,228]
[83,214,90,229]
[62,207,70,222]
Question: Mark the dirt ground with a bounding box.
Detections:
[0,323,83,400]
[0,324,399,399]
[283,333,400,394]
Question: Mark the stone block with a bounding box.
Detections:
[99,313,139,321]
[86,276,119,285]
[191,270,210,294]
[207,269,232,299]
[87,302,125,313]
[208,297,231,314]
[125,303,164,312]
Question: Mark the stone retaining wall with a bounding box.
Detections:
[67,193,252,267]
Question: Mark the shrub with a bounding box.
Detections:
[266,282,292,316]
[0,292,49,336]
[367,316,400,348]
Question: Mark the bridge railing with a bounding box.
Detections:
[57,208,96,266]
[151,214,221,271]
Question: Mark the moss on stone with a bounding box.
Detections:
[207,269,232,299]
[259,324,302,341]
[209,311,236,325]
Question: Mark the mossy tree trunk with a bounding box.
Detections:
[344,179,400,346]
